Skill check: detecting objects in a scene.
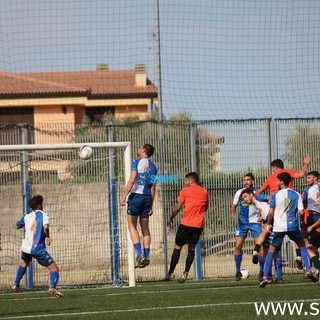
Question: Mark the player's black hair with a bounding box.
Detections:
[240,188,254,197]
[277,172,291,186]
[244,172,254,180]
[271,159,284,169]
[185,172,199,184]
[29,195,44,210]
[142,144,155,157]
[307,171,319,178]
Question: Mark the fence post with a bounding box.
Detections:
[189,122,202,280]
[106,122,120,285]
[19,123,33,289]
[269,117,277,162]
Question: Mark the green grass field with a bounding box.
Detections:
[1,275,320,320]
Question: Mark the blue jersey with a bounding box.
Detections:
[233,187,268,224]
[18,210,50,255]
[270,188,303,232]
[131,158,158,195]
[303,184,320,213]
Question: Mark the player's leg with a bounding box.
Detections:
[259,232,284,288]
[234,223,247,281]
[138,195,153,267]
[178,227,203,283]
[290,231,318,282]
[127,214,143,267]
[251,224,264,280]
[274,248,283,283]
[164,225,188,281]
[252,224,268,264]
[139,216,151,267]
[12,253,31,292]
[307,230,320,275]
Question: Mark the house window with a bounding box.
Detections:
[85,107,115,123]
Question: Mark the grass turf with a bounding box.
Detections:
[0,275,320,319]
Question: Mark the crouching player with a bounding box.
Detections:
[241,189,283,282]
[259,173,318,288]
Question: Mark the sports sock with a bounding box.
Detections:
[300,247,311,271]
[234,253,242,273]
[258,255,264,272]
[133,243,142,259]
[263,252,274,277]
[310,256,320,271]
[254,244,261,252]
[169,248,181,274]
[144,248,150,260]
[50,271,59,288]
[14,266,27,285]
[275,258,283,280]
[185,250,195,273]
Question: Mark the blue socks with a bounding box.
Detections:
[258,255,264,272]
[234,253,242,273]
[14,266,27,285]
[275,258,283,280]
[50,271,59,288]
[300,247,311,271]
[144,248,150,260]
[263,251,274,277]
[133,243,142,259]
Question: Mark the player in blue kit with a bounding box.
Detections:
[259,172,318,287]
[231,173,268,281]
[120,144,158,268]
[12,195,63,297]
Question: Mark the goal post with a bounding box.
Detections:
[0,142,136,287]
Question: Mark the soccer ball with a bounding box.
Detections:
[78,145,93,159]
[240,269,250,279]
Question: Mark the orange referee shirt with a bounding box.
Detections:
[178,184,208,228]
[261,168,297,196]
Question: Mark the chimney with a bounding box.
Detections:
[135,63,147,86]
[96,63,109,71]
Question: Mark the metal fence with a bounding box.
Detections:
[1,118,320,288]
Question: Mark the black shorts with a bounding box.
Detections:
[175,224,203,247]
[307,230,320,249]
[301,223,308,240]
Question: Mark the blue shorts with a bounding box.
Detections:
[21,251,55,267]
[127,193,152,219]
[235,223,262,239]
[271,230,304,248]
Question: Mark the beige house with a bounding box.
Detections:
[0,63,157,144]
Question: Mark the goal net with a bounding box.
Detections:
[0,142,139,289]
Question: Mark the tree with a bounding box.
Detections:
[283,124,320,170]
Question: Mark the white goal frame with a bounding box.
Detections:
[0,142,136,287]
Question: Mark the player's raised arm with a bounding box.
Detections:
[294,154,311,179]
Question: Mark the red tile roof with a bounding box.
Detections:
[0,70,157,99]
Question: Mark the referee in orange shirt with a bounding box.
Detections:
[164,172,208,283]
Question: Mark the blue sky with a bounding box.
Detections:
[1,0,320,120]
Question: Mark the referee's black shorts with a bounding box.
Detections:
[308,230,320,249]
[175,224,203,247]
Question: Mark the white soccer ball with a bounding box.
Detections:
[78,145,93,159]
[240,269,250,279]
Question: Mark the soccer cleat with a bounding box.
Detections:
[235,271,242,281]
[307,271,319,283]
[135,257,145,268]
[12,284,21,293]
[178,272,188,284]
[275,278,284,284]
[49,287,64,298]
[258,271,264,282]
[140,258,150,268]
[163,273,174,281]
[252,251,259,264]
[259,276,269,288]
[295,256,303,270]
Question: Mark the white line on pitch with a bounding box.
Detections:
[1,298,320,319]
